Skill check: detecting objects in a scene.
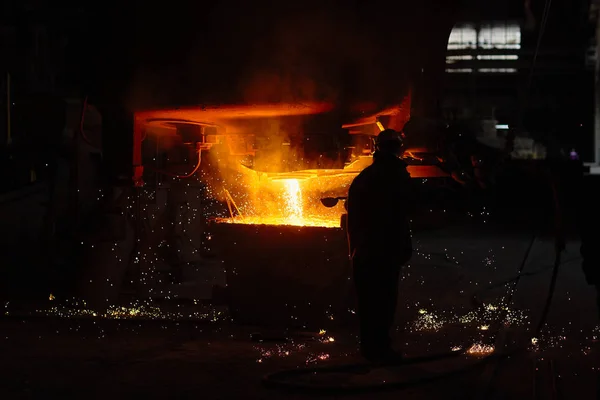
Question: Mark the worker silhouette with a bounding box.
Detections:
[346,128,414,363]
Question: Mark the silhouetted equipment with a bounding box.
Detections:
[320,197,346,208]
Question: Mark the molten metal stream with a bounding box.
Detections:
[220,177,345,228]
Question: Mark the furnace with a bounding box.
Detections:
[210,221,351,328]
[131,101,451,327]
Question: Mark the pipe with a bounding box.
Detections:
[594,5,600,165]
[223,189,243,218]
[147,142,202,179]
[6,72,10,145]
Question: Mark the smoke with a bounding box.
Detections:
[125,2,407,111]
[123,1,458,223]
[238,8,382,106]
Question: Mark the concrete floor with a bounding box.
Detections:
[0,223,598,399]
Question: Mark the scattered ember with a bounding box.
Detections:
[467,343,495,355]
[35,299,225,322]
[320,336,336,343]
[412,311,445,332]
[528,329,568,352]
[406,301,528,335]
[255,343,300,363]
[306,353,331,364]
[253,339,337,365]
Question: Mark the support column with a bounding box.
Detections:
[594,8,600,169]
[132,118,144,187]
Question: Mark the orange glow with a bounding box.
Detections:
[136,99,448,229]
[135,103,334,128]
[214,155,448,228]
[218,166,352,228]
[342,96,412,133]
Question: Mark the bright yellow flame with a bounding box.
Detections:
[282,179,303,224]
[219,169,350,227]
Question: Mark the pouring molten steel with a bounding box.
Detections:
[214,157,448,228]
[220,172,350,228]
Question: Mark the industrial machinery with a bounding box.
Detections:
[129,95,459,327]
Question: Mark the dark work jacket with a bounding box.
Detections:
[346,152,414,265]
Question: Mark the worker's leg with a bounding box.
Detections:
[353,254,400,358]
[380,264,401,349]
[353,257,377,356]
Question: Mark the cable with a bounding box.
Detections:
[262,171,567,394]
[475,172,564,399]
[533,175,563,335]
[472,254,579,302]
[263,255,561,394]
[262,234,560,393]
[525,0,553,101]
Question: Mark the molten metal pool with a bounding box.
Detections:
[219,174,349,228]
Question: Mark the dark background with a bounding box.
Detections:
[1,0,596,181]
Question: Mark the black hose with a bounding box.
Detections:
[261,236,561,394]
[262,352,502,394]
[262,173,566,394]
[534,176,563,336]
[262,282,558,395]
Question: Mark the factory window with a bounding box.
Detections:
[446,55,474,64]
[478,68,518,73]
[446,22,521,73]
[478,23,521,50]
[447,22,521,51]
[447,24,477,50]
[445,68,474,73]
[476,55,519,60]
[447,54,518,64]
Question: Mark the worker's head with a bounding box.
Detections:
[375,129,404,157]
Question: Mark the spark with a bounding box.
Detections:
[36,299,225,322]
[282,179,303,224]
[412,312,445,332]
[467,343,495,355]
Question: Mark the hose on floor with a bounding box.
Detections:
[262,175,566,394]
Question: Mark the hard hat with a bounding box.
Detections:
[375,129,403,151]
